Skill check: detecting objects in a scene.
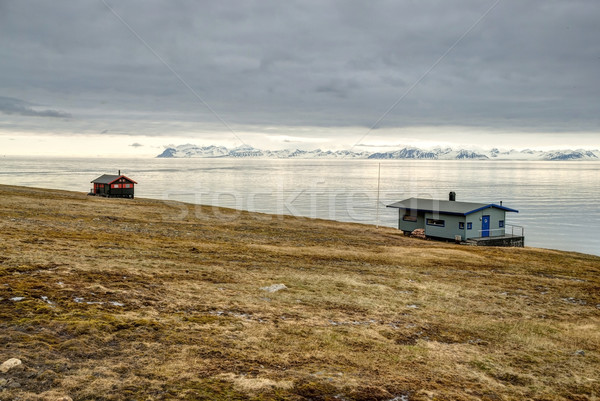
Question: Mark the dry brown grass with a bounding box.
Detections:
[0,184,599,400]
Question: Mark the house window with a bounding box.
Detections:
[459,222,465,229]
[403,215,417,222]
[499,220,505,228]
[125,184,131,188]
[112,184,119,188]
[467,222,472,230]
[426,218,445,227]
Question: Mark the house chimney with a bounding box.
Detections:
[118,170,121,176]
[500,201,503,206]
[449,191,456,201]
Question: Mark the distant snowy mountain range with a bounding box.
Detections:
[157,144,600,161]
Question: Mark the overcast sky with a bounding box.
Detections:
[1,0,599,156]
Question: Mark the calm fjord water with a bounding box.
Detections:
[1,157,599,256]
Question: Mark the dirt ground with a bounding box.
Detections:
[0,184,598,400]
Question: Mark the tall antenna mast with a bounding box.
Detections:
[376,163,381,228]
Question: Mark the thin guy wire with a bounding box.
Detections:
[102,0,247,146]
[347,0,502,153]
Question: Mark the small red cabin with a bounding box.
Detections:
[90,171,137,198]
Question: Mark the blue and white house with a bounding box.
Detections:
[387,193,523,246]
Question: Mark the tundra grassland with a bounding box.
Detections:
[0,184,598,400]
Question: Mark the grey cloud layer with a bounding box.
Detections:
[0,96,72,118]
[1,0,599,133]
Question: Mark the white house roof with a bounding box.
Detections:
[386,197,518,216]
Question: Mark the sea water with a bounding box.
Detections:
[0,156,598,256]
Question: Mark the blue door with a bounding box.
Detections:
[482,215,490,237]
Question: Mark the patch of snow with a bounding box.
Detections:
[561,297,586,305]
[40,296,55,307]
[109,301,124,307]
[208,310,265,323]
[10,297,25,302]
[329,319,377,326]
[388,396,410,401]
[260,283,288,293]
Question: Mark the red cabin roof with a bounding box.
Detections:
[91,174,138,185]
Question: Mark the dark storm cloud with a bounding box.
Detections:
[1,0,599,134]
[0,96,72,118]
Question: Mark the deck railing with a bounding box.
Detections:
[477,224,524,238]
[507,224,524,237]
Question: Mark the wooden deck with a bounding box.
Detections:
[465,234,525,247]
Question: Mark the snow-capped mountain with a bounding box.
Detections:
[157,144,229,158]
[542,150,599,161]
[366,147,492,160]
[157,145,372,159]
[367,147,439,159]
[157,144,600,161]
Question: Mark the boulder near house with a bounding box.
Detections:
[387,192,524,247]
[90,171,137,198]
